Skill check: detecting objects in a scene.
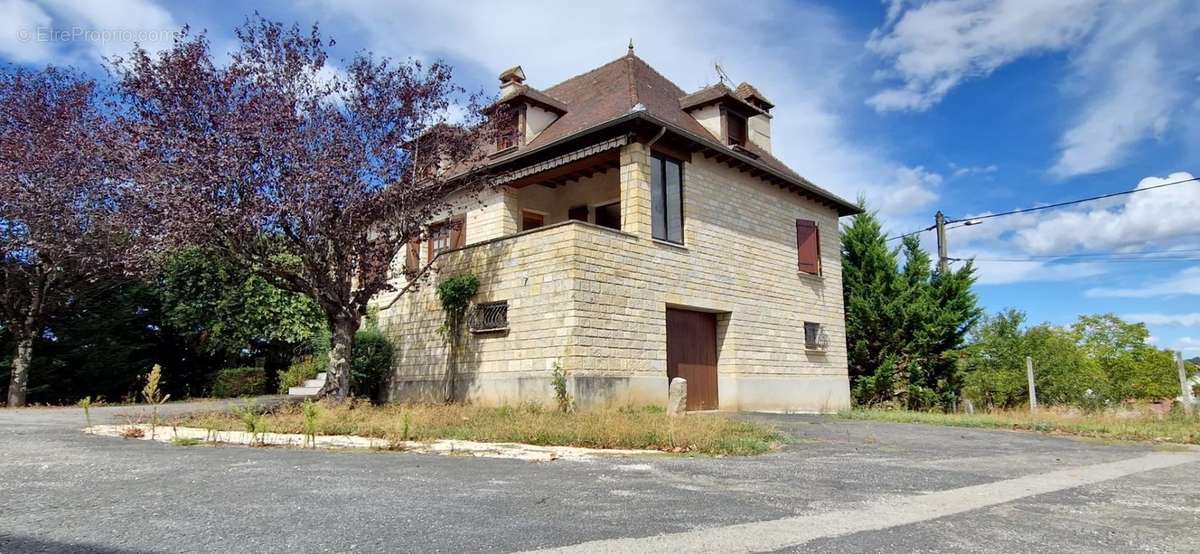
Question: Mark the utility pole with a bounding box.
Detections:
[935,210,948,273]
[1026,356,1038,412]
[1178,352,1195,415]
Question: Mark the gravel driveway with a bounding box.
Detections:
[1,401,1196,553]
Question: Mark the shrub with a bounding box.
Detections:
[351,329,393,401]
[277,357,326,394]
[211,367,266,398]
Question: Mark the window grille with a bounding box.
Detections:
[470,301,509,333]
[804,322,828,350]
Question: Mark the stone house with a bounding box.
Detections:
[374,50,861,412]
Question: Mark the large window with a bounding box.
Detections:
[650,153,683,244]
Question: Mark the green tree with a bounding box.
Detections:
[841,205,906,406]
[841,203,981,409]
[157,247,324,357]
[1070,314,1177,401]
[961,310,1106,409]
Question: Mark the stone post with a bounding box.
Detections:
[667,377,688,416]
[619,142,653,238]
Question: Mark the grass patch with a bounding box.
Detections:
[170,437,203,447]
[840,407,1200,445]
[179,401,784,456]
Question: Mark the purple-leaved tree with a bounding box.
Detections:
[115,17,495,400]
[1,67,127,407]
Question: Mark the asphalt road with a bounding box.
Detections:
[1,401,1196,553]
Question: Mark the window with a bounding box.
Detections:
[594,201,621,230]
[428,216,466,259]
[650,153,683,243]
[470,301,509,333]
[494,107,520,153]
[567,205,589,221]
[796,219,820,275]
[725,110,748,147]
[803,322,826,350]
[496,128,517,151]
[521,210,545,231]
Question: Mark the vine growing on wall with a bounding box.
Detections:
[437,274,479,342]
[436,273,478,402]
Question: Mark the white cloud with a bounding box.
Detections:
[1012,172,1199,255]
[950,163,998,178]
[1122,313,1200,327]
[869,0,1200,178]
[0,0,178,65]
[41,0,177,61]
[973,259,1107,286]
[867,0,1099,111]
[1050,2,1197,177]
[0,0,53,63]
[1173,337,1200,353]
[307,0,942,222]
[1086,266,1200,298]
[943,171,1199,284]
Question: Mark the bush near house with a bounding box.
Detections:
[350,329,393,401]
[211,367,267,398]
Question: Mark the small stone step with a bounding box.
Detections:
[316,372,327,381]
[302,378,325,388]
[288,385,322,396]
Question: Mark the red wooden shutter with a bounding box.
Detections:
[404,239,420,274]
[796,219,820,275]
[450,216,466,249]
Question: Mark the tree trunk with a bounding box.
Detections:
[321,314,360,400]
[7,335,34,407]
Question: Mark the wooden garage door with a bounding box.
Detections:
[666,308,718,410]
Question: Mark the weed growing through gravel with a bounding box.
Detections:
[181,401,784,456]
[301,399,319,448]
[231,402,267,445]
[77,396,92,428]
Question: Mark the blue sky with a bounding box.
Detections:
[2,0,1198,354]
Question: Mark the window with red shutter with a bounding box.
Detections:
[796,219,820,275]
[428,215,466,259]
[404,239,420,276]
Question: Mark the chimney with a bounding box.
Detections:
[498,65,526,99]
[734,83,774,153]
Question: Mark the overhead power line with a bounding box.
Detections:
[886,174,1199,241]
[954,256,1200,264]
[944,175,1199,224]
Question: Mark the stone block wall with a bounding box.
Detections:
[375,141,850,412]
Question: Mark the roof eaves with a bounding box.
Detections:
[478,110,860,216]
[633,112,860,216]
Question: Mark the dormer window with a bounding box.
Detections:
[496,121,517,152]
[725,110,747,147]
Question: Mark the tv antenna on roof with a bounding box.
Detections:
[715,63,732,87]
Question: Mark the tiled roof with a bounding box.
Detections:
[679,83,767,115]
[486,52,857,214]
[733,82,774,109]
[498,84,567,113]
